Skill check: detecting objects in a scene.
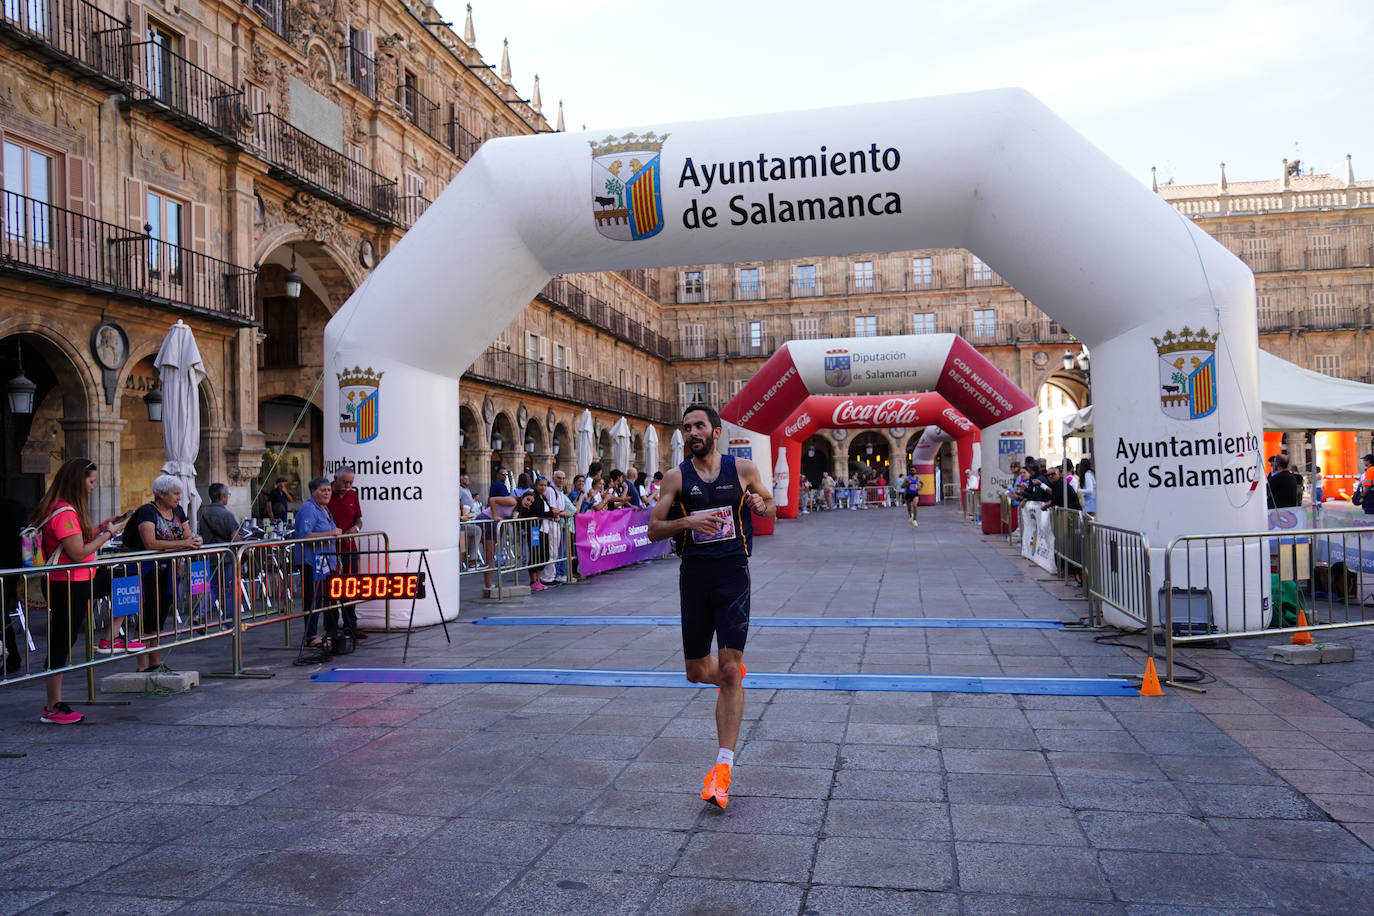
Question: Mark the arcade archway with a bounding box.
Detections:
[325,89,1263,626]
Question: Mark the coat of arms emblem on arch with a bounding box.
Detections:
[1154,327,1218,420]
[338,366,382,444]
[590,132,668,241]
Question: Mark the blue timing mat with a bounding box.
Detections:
[473,616,1065,629]
[312,666,1137,696]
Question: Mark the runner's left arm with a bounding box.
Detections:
[737,459,776,518]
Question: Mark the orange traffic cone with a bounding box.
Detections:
[1291,608,1314,646]
[1138,657,1164,696]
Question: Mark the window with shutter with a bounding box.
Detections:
[681,323,706,359]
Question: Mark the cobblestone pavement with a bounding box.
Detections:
[1,503,1372,914]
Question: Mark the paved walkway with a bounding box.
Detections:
[1,503,1373,913]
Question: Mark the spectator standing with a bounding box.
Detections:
[648,472,664,507]
[1312,466,1324,506]
[580,476,606,512]
[821,472,835,510]
[1,495,27,676]
[541,472,574,584]
[294,477,341,647]
[1267,454,1301,509]
[459,472,478,518]
[196,482,241,627]
[268,479,290,524]
[624,465,644,508]
[604,470,633,509]
[1046,465,1082,511]
[568,474,586,507]
[514,488,554,591]
[1362,454,1374,516]
[329,466,367,641]
[123,474,200,672]
[31,459,127,722]
[1077,458,1097,513]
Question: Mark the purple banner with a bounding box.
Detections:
[575,507,672,575]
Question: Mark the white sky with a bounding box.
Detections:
[436,0,1373,186]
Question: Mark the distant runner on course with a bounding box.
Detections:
[649,404,775,808]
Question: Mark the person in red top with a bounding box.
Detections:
[328,466,366,641]
[32,458,128,724]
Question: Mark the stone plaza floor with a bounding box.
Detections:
[2,502,1374,913]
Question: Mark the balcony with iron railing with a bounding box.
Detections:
[398,195,431,228]
[791,276,823,297]
[1257,310,1290,333]
[671,338,721,360]
[0,0,130,86]
[1,190,255,324]
[537,276,671,358]
[126,41,248,144]
[959,321,1014,345]
[251,111,398,224]
[464,348,674,424]
[344,43,378,99]
[1303,307,1366,331]
[397,82,444,145]
[617,268,660,299]
[1304,247,1347,270]
[449,120,484,162]
[676,282,708,304]
[244,0,292,41]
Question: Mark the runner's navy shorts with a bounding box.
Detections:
[680,556,750,658]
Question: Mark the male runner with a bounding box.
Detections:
[903,469,922,526]
[649,404,775,808]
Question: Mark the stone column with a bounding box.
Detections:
[59,417,127,519]
[533,451,555,480]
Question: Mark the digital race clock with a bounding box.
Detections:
[327,571,427,601]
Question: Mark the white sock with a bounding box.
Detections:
[716,747,734,767]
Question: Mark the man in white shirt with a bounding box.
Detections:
[541,471,575,583]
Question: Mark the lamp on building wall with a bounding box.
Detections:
[1076,349,1091,375]
[459,429,465,447]
[524,436,535,453]
[552,442,560,456]
[865,443,873,456]
[5,340,37,415]
[283,251,304,300]
[143,387,163,423]
[1062,349,1076,372]
[807,444,815,458]
[491,432,503,451]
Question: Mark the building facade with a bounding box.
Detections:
[4,0,1372,519]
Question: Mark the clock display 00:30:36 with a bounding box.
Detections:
[326,572,427,600]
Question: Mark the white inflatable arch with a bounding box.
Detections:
[325,89,1264,627]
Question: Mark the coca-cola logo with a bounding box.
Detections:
[831,397,922,427]
[783,412,812,438]
[942,407,974,431]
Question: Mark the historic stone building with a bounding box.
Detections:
[4,0,1371,519]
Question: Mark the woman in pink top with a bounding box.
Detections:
[32,458,127,724]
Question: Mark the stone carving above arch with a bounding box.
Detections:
[283,192,350,247]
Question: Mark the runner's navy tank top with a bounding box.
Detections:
[671,454,752,560]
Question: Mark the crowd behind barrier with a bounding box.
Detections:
[0,530,393,692]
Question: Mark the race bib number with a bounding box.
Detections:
[691,507,736,544]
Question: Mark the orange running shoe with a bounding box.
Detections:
[700,762,731,808]
[718,664,746,694]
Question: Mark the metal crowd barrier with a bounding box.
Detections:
[963,489,981,522]
[487,516,577,600]
[0,530,394,689]
[1052,507,1090,597]
[1000,495,1015,543]
[1083,521,1151,633]
[1,544,238,698]
[1162,524,1374,683]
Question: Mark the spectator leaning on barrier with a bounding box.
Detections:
[567,474,586,508]
[579,476,606,513]
[478,476,518,596]
[329,466,367,642]
[124,474,199,673]
[1046,465,1082,511]
[604,469,633,509]
[31,458,129,723]
[514,488,554,591]
[294,476,342,648]
[622,465,643,508]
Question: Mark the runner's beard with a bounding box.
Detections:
[688,436,714,459]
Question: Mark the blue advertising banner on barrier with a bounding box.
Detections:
[189,559,210,596]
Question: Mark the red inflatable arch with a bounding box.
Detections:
[770,394,978,519]
[722,333,1035,532]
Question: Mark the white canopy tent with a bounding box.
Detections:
[1064,351,1374,440]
